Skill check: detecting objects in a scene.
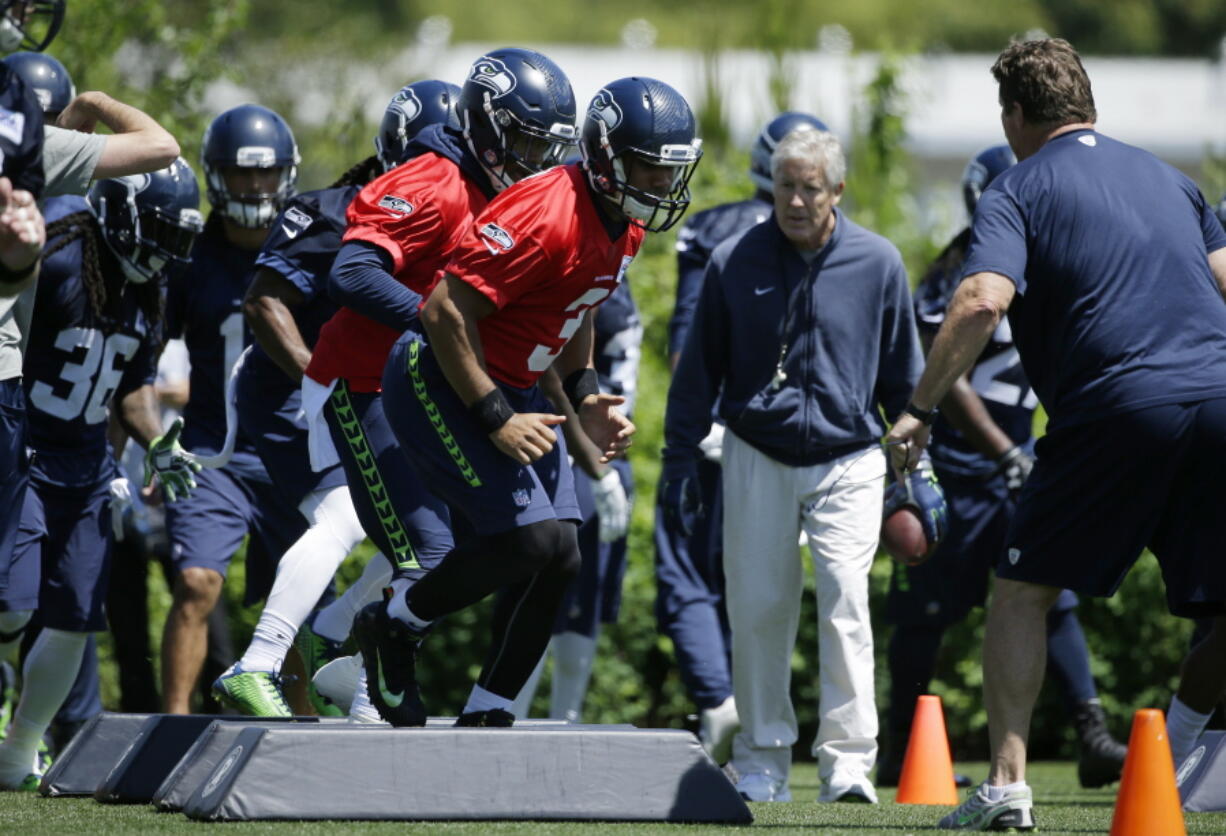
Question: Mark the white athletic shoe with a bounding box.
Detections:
[699,696,740,765]
[312,653,362,715]
[818,771,879,804]
[735,771,792,802]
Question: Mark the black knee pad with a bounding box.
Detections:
[548,521,581,580]
[495,519,570,577]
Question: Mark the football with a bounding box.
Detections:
[881,505,931,567]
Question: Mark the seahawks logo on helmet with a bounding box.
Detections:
[390,88,423,124]
[123,173,152,194]
[469,57,516,97]
[377,195,414,216]
[479,222,514,254]
[588,89,622,131]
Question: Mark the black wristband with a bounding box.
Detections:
[562,367,600,412]
[904,401,938,426]
[0,256,37,286]
[469,388,515,434]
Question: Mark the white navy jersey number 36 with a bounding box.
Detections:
[29,327,141,423]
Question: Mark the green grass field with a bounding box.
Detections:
[1,760,1223,834]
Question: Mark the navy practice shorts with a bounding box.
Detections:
[16,476,112,632]
[323,382,453,580]
[553,457,632,637]
[0,379,32,612]
[886,469,1078,626]
[164,451,306,604]
[1002,399,1226,618]
[235,367,346,503]
[382,330,580,537]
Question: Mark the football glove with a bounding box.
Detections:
[108,477,133,541]
[660,453,703,538]
[143,418,201,503]
[591,468,630,543]
[698,423,725,463]
[995,445,1034,493]
[883,457,948,557]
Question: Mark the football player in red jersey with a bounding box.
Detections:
[297,47,577,644]
[357,77,702,727]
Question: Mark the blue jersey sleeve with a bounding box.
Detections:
[328,240,422,331]
[256,192,353,301]
[876,261,924,419]
[668,221,708,358]
[963,185,1029,292]
[664,258,728,458]
[1198,187,1226,254]
[115,325,160,400]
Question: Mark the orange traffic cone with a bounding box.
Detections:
[1109,708,1186,836]
[895,694,960,805]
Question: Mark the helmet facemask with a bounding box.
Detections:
[472,92,576,191]
[587,121,702,233]
[96,191,203,285]
[0,1,64,54]
[206,161,296,229]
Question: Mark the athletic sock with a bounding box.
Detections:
[463,683,513,715]
[550,631,597,723]
[985,781,1027,801]
[312,551,392,643]
[0,629,87,785]
[239,609,298,673]
[1167,694,1213,764]
[386,579,430,632]
[348,667,383,724]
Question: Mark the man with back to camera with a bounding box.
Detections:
[887,38,1226,830]
[663,126,923,803]
[878,144,1126,791]
[656,111,826,763]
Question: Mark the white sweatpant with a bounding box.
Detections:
[722,431,884,784]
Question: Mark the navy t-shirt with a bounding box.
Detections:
[963,129,1226,430]
[165,219,261,457]
[245,185,355,394]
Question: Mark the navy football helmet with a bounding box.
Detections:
[962,144,1015,217]
[89,157,205,285]
[375,79,461,172]
[0,1,64,53]
[201,104,299,229]
[580,77,702,233]
[749,112,829,193]
[2,50,71,118]
[458,48,577,191]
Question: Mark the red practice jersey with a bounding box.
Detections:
[446,164,645,389]
[305,152,490,391]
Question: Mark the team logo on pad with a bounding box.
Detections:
[479,222,515,254]
[378,195,414,216]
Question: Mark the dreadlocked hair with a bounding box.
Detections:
[43,210,111,325]
[330,154,382,188]
[42,210,167,355]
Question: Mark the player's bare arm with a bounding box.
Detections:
[423,271,564,465]
[554,311,634,462]
[56,91,180,178]
[886,270,1015,476]
[540,365,608,479]
[0,176,43,297]
[243,267,310,383]
[919,331,1014,459]
[114,382,167,451]
[1208,247,1226,302]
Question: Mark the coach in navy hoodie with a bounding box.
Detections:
[662,127,921,804]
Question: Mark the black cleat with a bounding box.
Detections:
[352,602,427,727]
[455,709,515,727]
[1075,700,1127,788]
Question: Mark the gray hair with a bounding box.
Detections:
[770,128,846,189]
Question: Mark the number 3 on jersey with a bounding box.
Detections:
[526,287,612,372]
[29,327,141,423]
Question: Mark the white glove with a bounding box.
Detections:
[698,423,725,463]
[108,477,134,541]
[591,469,630,543]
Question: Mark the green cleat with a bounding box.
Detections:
[2,772,42,792]
[294,618,347,717]
[0,661,15,738]
[212,664,292,717]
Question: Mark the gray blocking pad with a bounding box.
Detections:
[180,723,751,823]
[1178,731,1226,812]
[40,712,156,797]
[93,714,327,804]
[153,718,634,813]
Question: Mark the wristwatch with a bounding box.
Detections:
[904,402,938,426]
